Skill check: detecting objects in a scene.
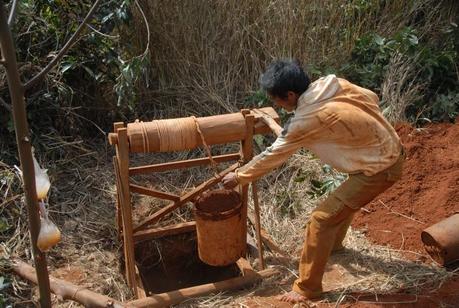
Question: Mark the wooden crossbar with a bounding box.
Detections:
[252,109,282,137]
[133,221,196,243]
[133,163,239,232]
[129,153,240,175]
[130,184,180,202]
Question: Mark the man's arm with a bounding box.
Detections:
[234,133,305,186]
[222,107,329,189]
[222,131,304,189]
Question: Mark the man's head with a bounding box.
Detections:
[259,59,310,112]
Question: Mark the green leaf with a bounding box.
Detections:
[374,34,385,46]
[408,34,419,45]
[60,62,74,74]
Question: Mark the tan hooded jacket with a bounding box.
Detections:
[236,75,402,185]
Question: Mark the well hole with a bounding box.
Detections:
[134,232,241,294]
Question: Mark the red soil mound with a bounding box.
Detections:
[352,121,459,254]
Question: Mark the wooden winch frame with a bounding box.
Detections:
[108,107,286,305]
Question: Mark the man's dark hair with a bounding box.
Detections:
[259,59,310,99]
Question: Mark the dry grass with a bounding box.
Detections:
[129,0,450,120]
[0,136,131,306]
[380,51,427,123]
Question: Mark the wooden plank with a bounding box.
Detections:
[133,222,196,243]
[251,183,265,270]
[240,112,255,248]
[130,184,180,202]
[133,163,239,232]
[236,257,256,277]
[115,128,137,295]
[135,265,147,299]
[113,122,124,131]
[129,153,240,175]
[252,109,282,137]
[112,156,123,238]
[127,268,279,308]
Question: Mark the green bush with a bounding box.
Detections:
[0,0,140,141]
[341,25,459,122]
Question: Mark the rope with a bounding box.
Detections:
[157,117,197,152]
[191,116,219,179]
[136,117,221,186]
[140,120,150,153]
[135,118,198,153]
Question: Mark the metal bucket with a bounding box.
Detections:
[421,214,459,266]
[194,189,246,266]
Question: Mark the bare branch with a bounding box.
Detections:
[23,0,103,91]
[7,0,18,27]
[134,0,150,58]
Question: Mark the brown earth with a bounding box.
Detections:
[352,121,459,255]
[346,121,459,307]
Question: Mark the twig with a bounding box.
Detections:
[23,0,103,90]
[360,294,419,305]
[7,0,18,27]
[134,0,150,58]
[378,200,425,224]
[85,23,119,39]
[0,96,11,111]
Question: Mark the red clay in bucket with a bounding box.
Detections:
[194,189,246,266]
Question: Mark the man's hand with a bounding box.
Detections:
[221,172,239,189]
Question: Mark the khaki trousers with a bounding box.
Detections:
[292,152,405,298]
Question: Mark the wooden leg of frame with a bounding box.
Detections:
[135,265,147,299]
[113,156,123,239]
[115,128,137,295]
[241,111,255,250]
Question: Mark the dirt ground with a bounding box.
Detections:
[238,121,459,308]
[353,121,459,254]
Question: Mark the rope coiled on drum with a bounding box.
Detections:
[136,117,198,152]
[136,116,220,179]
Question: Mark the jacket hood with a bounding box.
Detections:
[297,74,341,109]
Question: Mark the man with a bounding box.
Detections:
[222,59,404,303]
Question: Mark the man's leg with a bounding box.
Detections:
[332,213,354,252]
[278,195,356,303]
[278,152,404,303]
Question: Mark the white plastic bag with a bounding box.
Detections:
[32,150,51,200]
[37,201,61,252]
[15,148,51,200]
